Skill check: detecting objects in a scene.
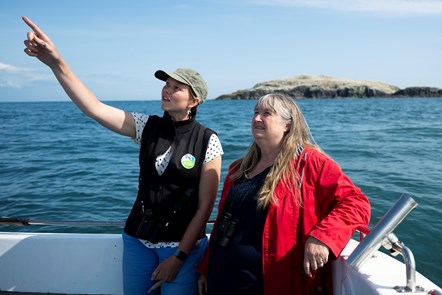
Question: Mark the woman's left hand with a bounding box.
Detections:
[148,256,184,292]
[303,236,330,277]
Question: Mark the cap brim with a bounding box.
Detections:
[155,70,190,87]
[154,70,170,82]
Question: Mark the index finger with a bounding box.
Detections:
[22,16,49,40]
[148,280,165,293]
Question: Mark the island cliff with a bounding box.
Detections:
[215,75,442,100]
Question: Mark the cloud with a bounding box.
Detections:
[0,62,53,89]
[0,63,25,73]
[248,0,442,16]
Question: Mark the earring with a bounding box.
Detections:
[188,109,192,115]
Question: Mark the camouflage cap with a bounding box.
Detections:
[154,68,208,103]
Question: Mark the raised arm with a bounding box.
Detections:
[22,16,135,138]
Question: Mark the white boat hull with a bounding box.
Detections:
[0,232,440,294]
[0,232,123,294]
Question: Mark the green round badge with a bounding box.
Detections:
[181,154,196,169]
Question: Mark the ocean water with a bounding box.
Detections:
[0,98,441,286]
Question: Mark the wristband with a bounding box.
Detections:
[174,249,188,261]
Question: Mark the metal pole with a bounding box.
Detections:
[347,194,417,270]
[392,241,416,292]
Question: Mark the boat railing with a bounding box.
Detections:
[348,193,421,292]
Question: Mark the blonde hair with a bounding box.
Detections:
[231,93,321,209]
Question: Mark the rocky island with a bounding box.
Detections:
[215,75,442,100]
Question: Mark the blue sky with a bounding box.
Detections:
[1,0,441,102]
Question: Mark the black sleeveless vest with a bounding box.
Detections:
[124,112,214,241]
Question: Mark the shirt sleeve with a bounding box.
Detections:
[131,112,149,145]
[203,134,224,164]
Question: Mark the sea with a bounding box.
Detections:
[0,98,441,286]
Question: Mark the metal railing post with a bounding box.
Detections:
[347,194,417,270]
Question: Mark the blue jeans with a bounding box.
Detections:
[122,232,207,295]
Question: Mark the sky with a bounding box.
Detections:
[1,0,441,102]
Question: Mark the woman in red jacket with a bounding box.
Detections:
[198,93,370,295]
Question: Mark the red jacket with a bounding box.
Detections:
[198,147,371,294]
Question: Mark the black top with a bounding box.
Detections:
[124,112,213,241]
[208,167,270,295]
